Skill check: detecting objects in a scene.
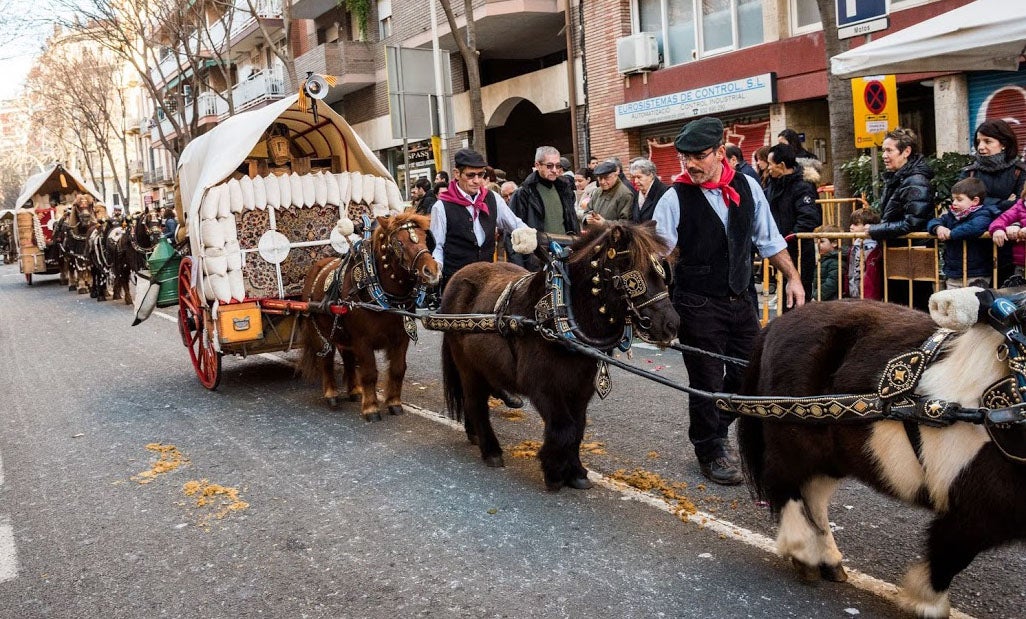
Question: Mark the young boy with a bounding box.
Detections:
[927,177,1000,289]
[846,207,883,300]
[813,225,843,301]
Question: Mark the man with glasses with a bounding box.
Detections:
[429,148,535,289]
[583,160,634,227]
[507,146,580,270]
[652,116,804,485]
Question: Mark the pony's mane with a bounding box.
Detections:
[372,211,431,251]
[568,221,669,270]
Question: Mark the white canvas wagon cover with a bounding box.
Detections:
[14,164,103,209]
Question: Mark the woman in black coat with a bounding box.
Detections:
[958,118,1026,282]
[868,127,935,309]
[628,158,668,223]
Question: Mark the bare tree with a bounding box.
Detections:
[24,31,133,207]
[816,0,856,199]
[438,0,486,155]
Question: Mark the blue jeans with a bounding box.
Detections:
[673,291,760,462]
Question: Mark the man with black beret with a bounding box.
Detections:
[429,148,537,288]
[651,116,805,485]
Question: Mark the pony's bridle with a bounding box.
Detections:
[607,253,670,335]
[385,221,432,281]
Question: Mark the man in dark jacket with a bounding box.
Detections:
[411,177,436,216]
[766,143,822,302]
[869,127,935,309]
[508,146,580,270]
[725,144,760,183]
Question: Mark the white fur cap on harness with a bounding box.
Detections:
[929,287,984,331]
[511,227,538,255]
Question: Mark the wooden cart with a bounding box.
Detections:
[11,164,104,284]
[174,93,406,389]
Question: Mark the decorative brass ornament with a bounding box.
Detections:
[598,305,607,314]
[620,270,646,298]
[409,229,419,244]
[591,287,601,296]
[590,260,599,268]
[607,247,617,259]
[591,274,601,285]
[650,255,665,278]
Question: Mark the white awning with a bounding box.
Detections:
[830,0,1026,79]
[14,164,104,209]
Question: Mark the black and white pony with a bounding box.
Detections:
[737,289,1026,618]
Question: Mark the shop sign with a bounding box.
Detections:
[614,74,775,130]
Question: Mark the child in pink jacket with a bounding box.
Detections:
[989,189,1026,281]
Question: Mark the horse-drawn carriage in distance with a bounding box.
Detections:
[174,92,409,390]
[12,164,104,284]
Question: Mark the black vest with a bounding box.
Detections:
[673,175,755,297]
[441,191,498,280]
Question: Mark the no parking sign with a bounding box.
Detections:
[851,75,897,148]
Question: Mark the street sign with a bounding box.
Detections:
[851,75,897,148]
[836,0,889,40]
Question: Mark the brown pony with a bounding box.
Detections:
[737,296,1026,618]
[62,195,98,295]
[299,212,440,421]
[440,221,679,491]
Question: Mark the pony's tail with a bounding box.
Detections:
[441,334,464,423]
[737,329,768,502]
[297,316,330,383]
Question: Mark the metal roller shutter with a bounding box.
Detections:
[968,70,1026,157]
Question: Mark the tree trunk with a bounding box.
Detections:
[439,0,487,155]
[816,0,856,199]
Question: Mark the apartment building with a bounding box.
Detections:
[134,0,289,212]
[290,0,584,186]
[593,0,1026,186]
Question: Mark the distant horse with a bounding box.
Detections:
[737,297,1026,618]
[299,213,440,421]
[441,221,679,491]
[107,208,164,305]
[62,197,97,295]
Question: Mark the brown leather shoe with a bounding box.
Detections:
[700,457,744,485]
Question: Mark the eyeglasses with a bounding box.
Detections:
[539,162,563,170]
[462,171,486,179]
[677,149,716,163]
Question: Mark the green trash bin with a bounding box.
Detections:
[147,237,182,308]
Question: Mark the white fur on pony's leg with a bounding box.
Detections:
[801,477,843,569]
[777,499,822,569]
[899,561,951,618]
[928,287,983,331]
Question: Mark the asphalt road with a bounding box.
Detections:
[0,263,1022,618]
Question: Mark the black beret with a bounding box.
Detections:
[675,117,725,153]
[593,161,618,176]
[453,148,488,168]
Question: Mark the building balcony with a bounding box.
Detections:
[290,0,335,20]
[150,49,192,90]
[221,68,286,117]
[129,160,144,181]
[201,0,283,57]
[294,40,376,101]
[125,116,141,135]
[150,92,229,143]
[405,0,566,60]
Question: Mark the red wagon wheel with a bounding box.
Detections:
[177,256,221,390]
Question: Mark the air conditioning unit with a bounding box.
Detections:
[616,33,661,75]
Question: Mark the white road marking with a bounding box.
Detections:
[0,452,17,583]
[149,309,976,618]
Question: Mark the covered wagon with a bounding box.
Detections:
[174,92,406,389]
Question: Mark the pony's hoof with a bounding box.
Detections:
[791,558,820,582]
[348,393,360,402]
[483,455,504,468]
[363,412,382,422]
[820,563,848,582]
[326,396,340,408]
[78,288,88,294]
[545,480,564,492]
[69,285,76,291]
[387,404,404,416]
[566,476,592,490]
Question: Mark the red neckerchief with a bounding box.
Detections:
[674,161,741,207]
[437,180,490,219]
